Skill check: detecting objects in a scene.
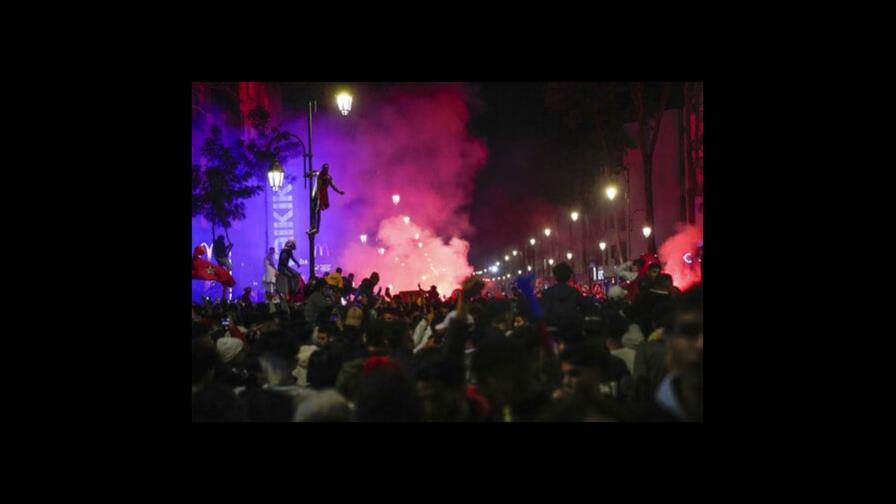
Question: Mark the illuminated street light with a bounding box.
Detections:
[643,226,652,238]
[336,92,353,116]
[360,234,367,244]
[267,159,285,192]
[570,211,579,222]
[606,185,618,200]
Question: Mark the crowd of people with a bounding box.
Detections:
[192,255,703,422]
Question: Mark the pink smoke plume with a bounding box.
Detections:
[658,224,702,291]
[340,217,473,297]
[312,83,487,294]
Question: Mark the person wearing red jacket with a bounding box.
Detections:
[625,254,661,302]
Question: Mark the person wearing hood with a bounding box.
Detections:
[304,284,336,324]
[540,262,589,337]
[325,270,344,291]
[625,254,661,303]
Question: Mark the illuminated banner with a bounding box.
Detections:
[272,183,295,253]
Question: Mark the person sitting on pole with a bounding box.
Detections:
[278,240,304,303]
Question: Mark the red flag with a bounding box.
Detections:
[192,256,236,287]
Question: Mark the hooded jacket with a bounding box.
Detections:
[304,290,333,324]
[541,283,588,331]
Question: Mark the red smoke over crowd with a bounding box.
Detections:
[657,224,702,291]
[309,83,488,294]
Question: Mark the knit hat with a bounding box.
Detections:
[216,336,244,363]
[344,306,363,328]
[608,285,626,300]
[325,273,343,288]
[362,356,401,377]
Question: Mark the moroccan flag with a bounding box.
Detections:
[192,256,236,287]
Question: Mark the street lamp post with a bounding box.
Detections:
[267,92,351,281]
[529,237,536,279]
[605,171,632,261]
[304,101,316,279]
[569,212,576,277]
[571,210,586,280]
[630,208,646,257]
[626,171,631,261]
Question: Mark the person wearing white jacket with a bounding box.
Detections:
[412,315,434,353]
[292,344,319,386]
[263,247,278,294]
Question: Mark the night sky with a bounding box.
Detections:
[465,82,682,269]
[467,82,609,268]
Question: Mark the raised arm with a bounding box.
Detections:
[329,179,344,195]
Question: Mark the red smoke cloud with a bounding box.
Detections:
[658,224,702,291]
[312,83,487,294]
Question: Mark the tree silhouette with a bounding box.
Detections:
[193,126,263,244]
[238,105,306,185]
[631,82,671,254]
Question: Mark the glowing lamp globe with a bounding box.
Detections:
[336,92,353,116]
[268,159,285,192]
